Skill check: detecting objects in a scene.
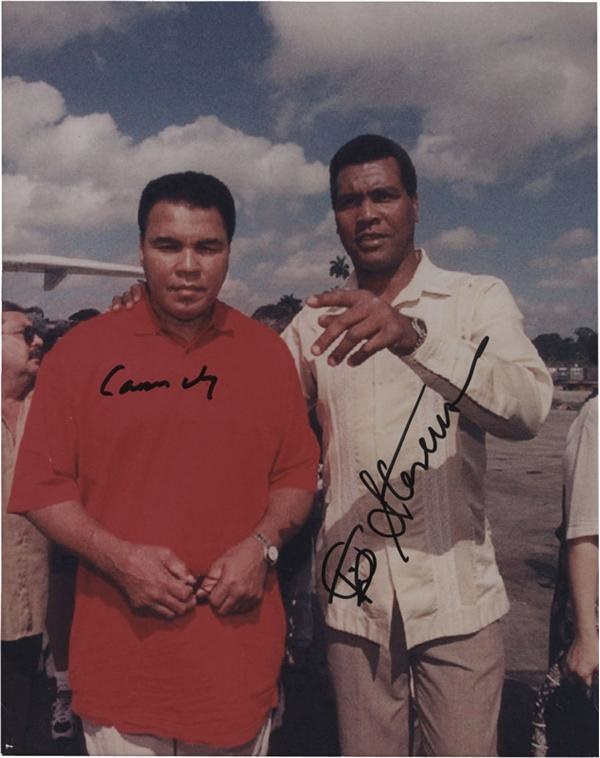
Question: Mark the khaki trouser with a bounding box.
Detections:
[326,611,505,756]
[83,715,272,756]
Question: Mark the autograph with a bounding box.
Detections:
[100,364,218,399]
[321,336,489,606]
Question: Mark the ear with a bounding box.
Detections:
[412,193,420,223]
[138,236,145,266]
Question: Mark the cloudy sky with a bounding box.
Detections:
[3,1,596,336]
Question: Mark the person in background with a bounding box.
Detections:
[532,335,598,757]
[251,301,323,667]
[45,308,100,742]
[1,302,48,754]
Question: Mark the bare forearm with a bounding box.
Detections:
[27,501,196,618]
[255,487,315,548]
[567,536,599,640]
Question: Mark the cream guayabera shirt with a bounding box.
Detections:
[283,250,553,649]
[2,394,49,642]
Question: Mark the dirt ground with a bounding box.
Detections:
[21,395,591,756]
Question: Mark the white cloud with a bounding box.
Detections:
[529,254,563,271]
[3,2,174,53]
[522,172,555,198]
[2,77,328,255]
[263,4,595,186]
[428,226,497,254]
[551,227,595,250]
[537,256,596,290]
[519,297,595,337]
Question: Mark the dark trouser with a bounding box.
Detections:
[2,634,43,754]
[326,613,505,756]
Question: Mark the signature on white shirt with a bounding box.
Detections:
[321,336,489,606]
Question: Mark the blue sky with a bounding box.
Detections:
[3,1,597,336]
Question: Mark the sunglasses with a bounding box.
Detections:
[5,325,41,345]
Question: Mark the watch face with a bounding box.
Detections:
[267,545,279,564]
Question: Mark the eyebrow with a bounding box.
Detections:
[337,184,403,200]
[150,236,225,246]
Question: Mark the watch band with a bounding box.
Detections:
[408,317,427,353]
[253,532,279,566]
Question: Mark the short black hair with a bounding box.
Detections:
[138,171,236,241]
[251,304,297,335]
[2,301,27,313]
[329,134,417,206]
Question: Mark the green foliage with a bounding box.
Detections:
[329,255,350,280]
[277,293,303,314]
[533,328,597,365]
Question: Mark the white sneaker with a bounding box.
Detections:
[51,690,76,740]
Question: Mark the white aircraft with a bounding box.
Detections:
[3,254,144,291]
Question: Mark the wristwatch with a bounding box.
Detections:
[389,316,428,356]
[253,532,279,567]
[408,317,428,353]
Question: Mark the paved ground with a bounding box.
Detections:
[21,398,587,756]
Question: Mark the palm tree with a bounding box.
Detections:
[329,255,350,280]
[277,294,303,314]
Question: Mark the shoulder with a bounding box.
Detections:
[38,310,134,369]
[219,303,293,362]
[438,265,511,297]
[568,395,598,442]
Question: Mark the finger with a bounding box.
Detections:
[311,307,368,357]
[160,590,196,615]
[327,320,379,366]
[205,573,230,609]
[317,314,339,329]
[166,578,195,603]
[161,552,195,585]
[150,602,176,620]
[196,573,220,599]
[306,291,360,309]
[110,295,123,312]
[131,282,145,305]
[347,331,392,367]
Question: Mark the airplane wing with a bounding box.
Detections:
[3,254,144,291]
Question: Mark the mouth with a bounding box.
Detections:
[169,286,206,296]
[355,233,388,249]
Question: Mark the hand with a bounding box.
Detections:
[110,281,145,311]
[111,543,197,619]
[306,289,419,366]
[565,634,599,688]
[196,536,268,615]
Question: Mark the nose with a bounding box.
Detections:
[356,197,379,229]
[175,248,201,278]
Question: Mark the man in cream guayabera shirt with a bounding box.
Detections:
[2,303,48,755]
[282,135,553,756]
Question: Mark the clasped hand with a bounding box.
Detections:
[196,536,268,615]
[115,537,268,619]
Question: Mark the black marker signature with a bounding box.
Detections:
[322,337,489,603]
[100,364,218,399]
[321,524,377,606]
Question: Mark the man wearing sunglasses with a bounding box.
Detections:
[2,302,48,754]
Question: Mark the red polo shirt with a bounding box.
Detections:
[9,297,319,746]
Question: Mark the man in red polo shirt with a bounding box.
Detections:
[9,171,319,755]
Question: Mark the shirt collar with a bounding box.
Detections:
[343,248,453,304]
[131,288,232,340]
